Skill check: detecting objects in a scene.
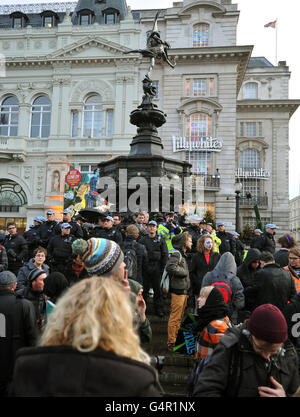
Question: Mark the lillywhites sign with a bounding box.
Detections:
[172,136,223,152]
[235,168,271,179]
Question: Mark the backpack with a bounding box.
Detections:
[186,341,240,397]
[160,250,182,294]
[121,241,138,281]
[208,271,233,304]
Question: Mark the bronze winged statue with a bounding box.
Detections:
[124,11,176,78]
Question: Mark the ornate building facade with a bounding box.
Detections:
[0,0,299,234]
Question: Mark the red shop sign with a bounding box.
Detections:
[66,169,82,187]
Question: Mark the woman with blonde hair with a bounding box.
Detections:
[12,277,161,397]
[190,235,220,312]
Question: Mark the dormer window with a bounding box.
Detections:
[77,9,94,26]
[102,7,120,24]
[10,12,29,29]
[40,11,59,28]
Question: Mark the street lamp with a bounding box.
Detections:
[235,181,243,234]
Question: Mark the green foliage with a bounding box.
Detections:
[203,209,216,230]
[240,222,253,245]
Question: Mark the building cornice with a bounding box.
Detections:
[169,45,253,95]
[237,100,300,118]
[178,1,226,16]
[0,2,77,15]
[4,35,140,67]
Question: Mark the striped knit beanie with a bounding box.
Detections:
[72,238,124,277]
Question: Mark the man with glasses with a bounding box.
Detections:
[193,304,299,397]
[38,209,58,249]
[3,223,28,276]
[284,248,300,293]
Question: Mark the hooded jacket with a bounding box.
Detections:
[165,234,190,295]
[202,252,245,312]
[237,248,261,311]
[193,322,299,397]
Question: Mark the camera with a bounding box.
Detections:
[150,355,165,372]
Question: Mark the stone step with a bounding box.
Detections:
[144,298,196,397]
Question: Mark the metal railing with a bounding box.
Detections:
[240,195,268,208]
[192,174,221,189]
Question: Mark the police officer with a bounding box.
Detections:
[54,209,83,239]
[47,223,76,275]
[216,222,236,256]
[140,220,169,317]
[3,223,28,276]
[252,224,278,254]
[38,209,58,249]
[23,217,42,260]
[91,215,123,245]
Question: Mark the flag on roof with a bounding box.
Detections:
[264,20,277,28]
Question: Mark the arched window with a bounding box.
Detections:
[40,11,59,28]
[77,9,94,25]
[10,12,29,29]
[83,95,103,138]
[193,23,209,47]
[30,96,51,138]
[186,112,212,140]
[244,82,258,99]
[102,7,120,24]
[0,96,19,136]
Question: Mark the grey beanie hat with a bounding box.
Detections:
[0,270,17,287]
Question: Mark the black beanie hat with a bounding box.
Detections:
[28,268,47,283]
[247,304,288,343]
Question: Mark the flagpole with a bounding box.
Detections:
[275,18,278,65]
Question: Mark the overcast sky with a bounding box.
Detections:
[3,0,300,198]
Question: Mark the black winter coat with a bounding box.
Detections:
[38,221,58,248]
[190,251,220,296]
[12,345,162,397]
[216,231,236,256]
[139,234,169,276]
[252,231,276,254]
[0,290,37,389]
[16,287,47,332]
[0,244,8,272]
[91,226,123,245]
[252,263,297,312]
[237,248,261,311]
[47,234,76,264]
[193,323,299,397]
[3,234,28,270]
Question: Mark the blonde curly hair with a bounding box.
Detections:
[40,277,150,364]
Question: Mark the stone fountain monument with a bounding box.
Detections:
[97,11,191,214]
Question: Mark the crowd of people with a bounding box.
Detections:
[1,208,300,397]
